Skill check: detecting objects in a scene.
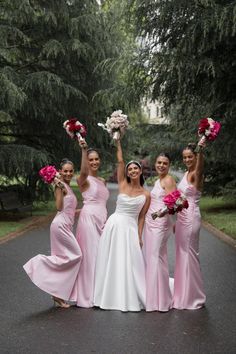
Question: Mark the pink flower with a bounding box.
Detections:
[208,121,221,141]
[39,165,58,184]
[163,190,181,209]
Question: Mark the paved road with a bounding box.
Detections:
[0,184,236,354]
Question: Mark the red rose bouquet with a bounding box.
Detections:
[151,190,189,219]
[196,117,221,152]
[39,165,64,189]
[63,118,87,143]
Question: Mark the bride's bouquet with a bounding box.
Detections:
[195,117,221,152]
[63,118,87,143]
[151,190,189,219]
[98,110,129,140]
[39,165,64,189]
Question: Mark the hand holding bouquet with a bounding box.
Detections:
[151,190,189,219]
[63,118,87,143]
[196,117,221,152]
[39,165,64,189]
[98,110,129,140]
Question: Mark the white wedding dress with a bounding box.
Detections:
[94,193,146,312]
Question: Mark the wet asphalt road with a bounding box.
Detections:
[0,183,236,354]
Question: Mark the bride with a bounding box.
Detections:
[94,139,150,311]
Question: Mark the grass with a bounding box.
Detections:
[0,220,32,238]
[200,197,236,239]
[0,183,82,238]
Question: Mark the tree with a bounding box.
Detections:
[0,0,139,199]
[129,0,236,195]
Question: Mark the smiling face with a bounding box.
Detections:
[182,148,197,170]
[155,156,170,177]
[87,151,100,173]
[60,163,74,184]
[126,163,142,182]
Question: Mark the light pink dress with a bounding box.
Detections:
[76,175,109,307]
[143,179,172,312]
[173,172,206,309]
[23,183,82,301]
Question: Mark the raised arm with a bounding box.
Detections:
[77,141,89,189]
[194,150,204,191]
[116,139,125,184]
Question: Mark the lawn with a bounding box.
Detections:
[0,183,82,238]
[200,197,236,239]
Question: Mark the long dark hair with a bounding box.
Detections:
[156,152,171,163]
[125,160,145,186]
[60,158,74,169]
[183,143,197,155]
[87,148,100,157]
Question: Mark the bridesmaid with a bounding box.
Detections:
[143,153,176,312]
[75,142,109,308]
[173,143,206,309]
[23,159,82,308]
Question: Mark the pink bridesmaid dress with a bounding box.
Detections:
[23,183,82,301]
[143,179,172,312]
[173,172,206,309]
[76,175,109,307]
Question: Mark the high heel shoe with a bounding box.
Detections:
[52,296,70,308]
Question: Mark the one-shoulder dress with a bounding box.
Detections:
[173,172,206,309]
[94,193,146,312]
[23,183,82,301]
[143,179,172,311]
[76,175,109,307]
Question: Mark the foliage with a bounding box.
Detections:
[0,0,139,199]
[129,0,236,195]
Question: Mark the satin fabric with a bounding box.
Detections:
[23,184,82,301]
[173,173,206,309]
[76,176,109,307]
[143,179,172,311]
[94,193,146,312]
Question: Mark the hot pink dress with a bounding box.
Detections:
[23,183,82,301]
[143,179,172,312]
[76,175,109,307]
[173,172,206,309]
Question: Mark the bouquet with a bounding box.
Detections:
[63,118,87,143]
[151,190,189,219]
[39,165,64,189]
[196,117,221,152]
[98,110,129,140]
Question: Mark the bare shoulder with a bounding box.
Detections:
[143,189,151,199]
[164,174,176,187]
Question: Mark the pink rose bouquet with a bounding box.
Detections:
[39,165,64,189]
[151,189,189,219]
[63,118,87,143]
[98,110,129,140]
[196,117,221,152]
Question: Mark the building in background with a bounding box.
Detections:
[142,99,170,125]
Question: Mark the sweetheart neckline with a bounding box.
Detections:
[119,193,146,199]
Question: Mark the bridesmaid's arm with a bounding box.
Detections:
[138,192,151,247]
[77,142,89,190]
[116,139,125,184]
[55,186,65,211]
[194,150,204,191]
[163,175,176,194]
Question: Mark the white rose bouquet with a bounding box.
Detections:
[98,110,129,140]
